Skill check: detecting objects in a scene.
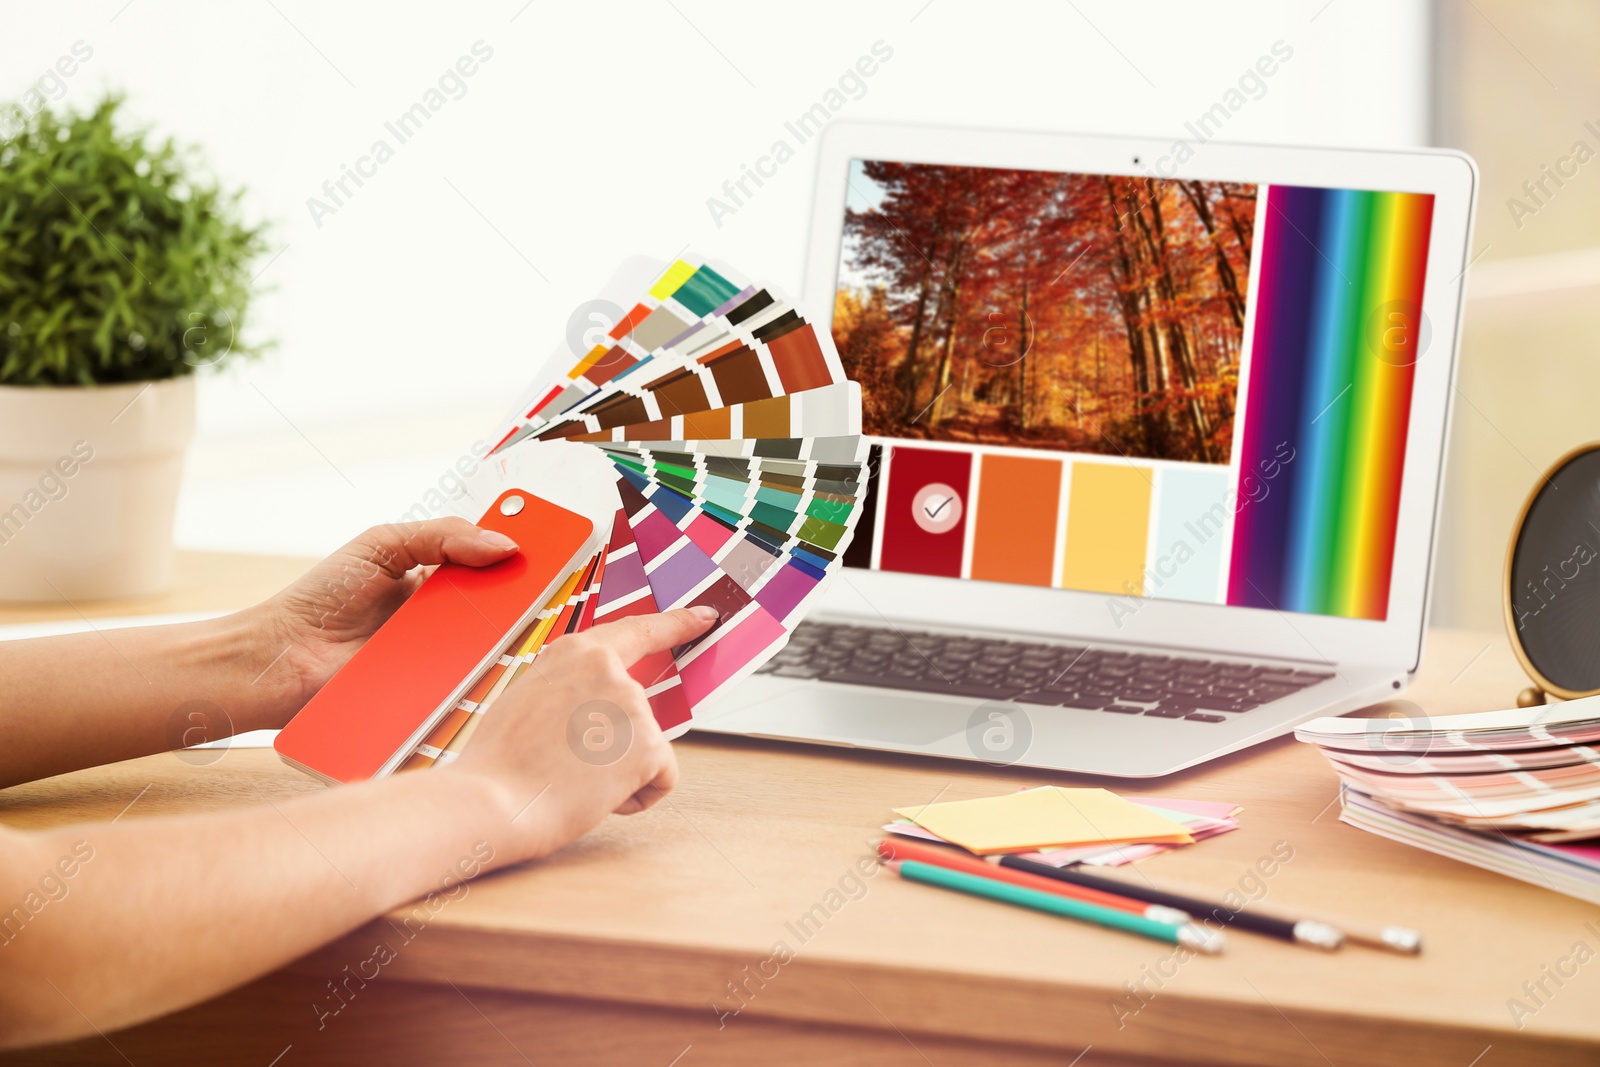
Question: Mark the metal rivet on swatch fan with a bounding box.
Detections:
[500,495,526,516]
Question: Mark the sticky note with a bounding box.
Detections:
[894,787,1194,856]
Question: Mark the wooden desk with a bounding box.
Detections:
[3,552,1597,1066]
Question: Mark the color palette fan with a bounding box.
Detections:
[404,255,866,771]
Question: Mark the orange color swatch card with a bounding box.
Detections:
[274,489,598,784]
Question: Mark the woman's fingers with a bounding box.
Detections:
[583,606,718,668]
[338,518,519,579]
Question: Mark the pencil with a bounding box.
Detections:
[890,860,1223,953]
[999,856,1346,951]
[1300,917,1423,955]
[876,838,1193,925]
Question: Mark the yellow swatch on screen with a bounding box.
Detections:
[1061,462,1152,596]
[894,787,1192,855]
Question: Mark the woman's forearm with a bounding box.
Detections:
[0,766,516,1048]
[0,608,297,787]
[0,574,707,1052]
[0,520,535,789]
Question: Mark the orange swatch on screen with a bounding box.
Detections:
[970,453,1062,588]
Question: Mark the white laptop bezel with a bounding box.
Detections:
[802,121,1476,676]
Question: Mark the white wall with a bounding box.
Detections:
[3,0,1432,557]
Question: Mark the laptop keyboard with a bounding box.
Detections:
[756,620,1334,723]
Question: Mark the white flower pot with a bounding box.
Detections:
[0,377,195,602]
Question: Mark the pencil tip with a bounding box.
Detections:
[1179,923,1225,955]
[1380,926,1423,954]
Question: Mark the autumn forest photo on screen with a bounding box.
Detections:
[833,160,1258,465]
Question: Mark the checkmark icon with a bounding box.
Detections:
[912,481,963,534]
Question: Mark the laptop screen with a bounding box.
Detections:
[831,158,1435,622]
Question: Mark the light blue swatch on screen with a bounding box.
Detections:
[1150,465,1233,604]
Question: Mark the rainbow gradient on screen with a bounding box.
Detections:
[1227,185,1435,620]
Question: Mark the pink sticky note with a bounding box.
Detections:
[1134,797,1241,819]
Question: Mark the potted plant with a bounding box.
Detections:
[0,94,267,601]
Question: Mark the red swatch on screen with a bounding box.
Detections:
[878,446,971,579]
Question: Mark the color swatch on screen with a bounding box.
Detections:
[1147,465,1231,605]
[1061,463,1153,597]
[970,453,1061,587]
[878,447,972,578]
[859,444,1231,604]
[1226,184,1434,620]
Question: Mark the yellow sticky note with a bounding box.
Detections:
[894,787,1194,855]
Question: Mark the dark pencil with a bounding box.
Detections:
[998,855,1344,950]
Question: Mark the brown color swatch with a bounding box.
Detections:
[741,395,792,439]
[646,369,711,416]
[703,346,771,405]
[768,324,832,393]
[591,394,650,430]
[680,406,732,441]
[539,421,591,441]
[630,418,675,441]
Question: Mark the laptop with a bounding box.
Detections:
[697,122,1478,777]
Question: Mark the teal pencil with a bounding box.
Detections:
[892,860,1223,953]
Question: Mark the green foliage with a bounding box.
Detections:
[0,94,269,386]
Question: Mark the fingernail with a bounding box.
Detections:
[479,530,518,551]
[688,605,719,623]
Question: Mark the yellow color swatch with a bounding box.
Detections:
[894,787,1192,856]
[1061,462,1153,596]
[648,260,699,300]
[569,344,611,380]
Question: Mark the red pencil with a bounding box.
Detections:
[876,838,1192,925]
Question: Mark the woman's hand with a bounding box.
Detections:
[0,524,715,1045]
[444,606,717,865]
[243,517,521,724]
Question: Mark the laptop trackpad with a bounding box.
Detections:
[719,687,970,746]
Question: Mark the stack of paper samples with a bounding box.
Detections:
[1296,697,1600,903]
